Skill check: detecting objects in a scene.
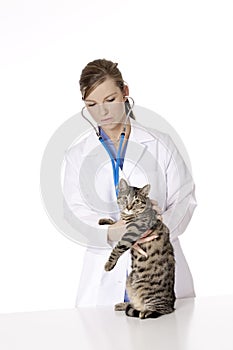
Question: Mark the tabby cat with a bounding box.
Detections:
[99,178,175,319]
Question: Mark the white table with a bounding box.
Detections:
[0,296,233,350]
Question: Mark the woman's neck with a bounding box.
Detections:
[101,120,131,143]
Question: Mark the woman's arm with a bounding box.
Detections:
[161,136,197,242]
[107,220,127,242]
[63,149,115,248]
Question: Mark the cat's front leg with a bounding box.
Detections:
[105,242,131,271]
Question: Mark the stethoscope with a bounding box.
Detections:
[81,97,134,196]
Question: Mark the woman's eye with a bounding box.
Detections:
[106,98,115,103]
[87,103,96,107]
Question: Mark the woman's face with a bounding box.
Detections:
[84,78,127,131]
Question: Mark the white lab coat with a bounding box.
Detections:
[63,119,197,306]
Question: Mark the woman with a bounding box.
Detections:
[63,58,197,306]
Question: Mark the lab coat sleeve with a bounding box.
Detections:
[62,148,112,249]
[161,136,197,242]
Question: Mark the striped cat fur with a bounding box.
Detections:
[99,179,175,319]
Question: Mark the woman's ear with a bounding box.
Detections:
[123,85,129,99]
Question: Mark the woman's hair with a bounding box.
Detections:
[79,58,135,119]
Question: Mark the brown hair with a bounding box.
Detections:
[79,59,135,119]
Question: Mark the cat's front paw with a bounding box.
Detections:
[104,261,115,271]
[99,218,116,225]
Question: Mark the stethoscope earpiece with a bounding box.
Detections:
[81,106,100,137]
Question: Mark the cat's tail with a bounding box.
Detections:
[125,304,140,318]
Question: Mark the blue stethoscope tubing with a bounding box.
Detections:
[81,97,134,196]
[98,131,125,196]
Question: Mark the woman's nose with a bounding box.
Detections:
[98,103,108,116]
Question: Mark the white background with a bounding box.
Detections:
[0,0,232,313]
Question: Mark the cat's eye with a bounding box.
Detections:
[117,196,128,204]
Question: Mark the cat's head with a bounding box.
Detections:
[117,179,151,216]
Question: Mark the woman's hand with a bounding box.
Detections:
[151,199,163,221]
[107,199,162,244]
[107,219,126,242]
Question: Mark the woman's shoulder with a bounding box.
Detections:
[64,128,97,160]
[131,119,175,149]
[131,119,192,172]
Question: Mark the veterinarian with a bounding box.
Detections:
[63,59,197,306]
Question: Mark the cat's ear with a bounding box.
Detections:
[139,184,151,197]
[119,178,129,192]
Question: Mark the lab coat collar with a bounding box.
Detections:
[81,119,157,185]
[82,118,155,157]
[122,119,156,180]
[129,118,155,144]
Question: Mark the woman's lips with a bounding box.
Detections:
[101,117,113,122]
